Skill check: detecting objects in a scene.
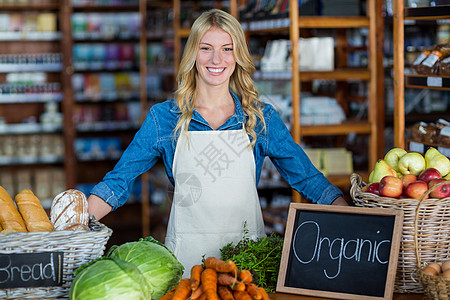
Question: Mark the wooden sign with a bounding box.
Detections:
[277,203,403,300]
[0,252,64,288]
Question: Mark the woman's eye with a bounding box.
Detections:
[200,46,211,51]
[224,48,233,52]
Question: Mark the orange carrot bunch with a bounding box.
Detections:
[160,257,270,300]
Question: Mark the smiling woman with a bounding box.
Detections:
[87,8,346,279]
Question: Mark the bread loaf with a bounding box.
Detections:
[0,186,28,233]
[15,189,54,232]
[51,189,89,231]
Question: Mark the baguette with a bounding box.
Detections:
[15,189,54,232]
[0,186,28,233]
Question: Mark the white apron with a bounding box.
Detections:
[165,125,265,278]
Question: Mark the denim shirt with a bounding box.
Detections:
[90,91,343,210]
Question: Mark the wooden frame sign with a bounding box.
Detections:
[276,203,403,300]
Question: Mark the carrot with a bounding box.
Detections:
[246,284,262,300]
[258,287,270,300]
[191,265,204,291]
[228,261,239,277]
[204,257,235,273]
[231,282,245,292]
[160,286,176,300]
[233,290,252,300]
[197,292,207,300]
[218,286,235,300]
[190,285,204,300]
[201,268,219,300]
[217,272,239,286]
[239,270,252,284]
[173,278,192,300]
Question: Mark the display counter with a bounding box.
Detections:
[269,292,424,299]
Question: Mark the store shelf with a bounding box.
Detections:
[404,5,450,20]
[0,123,61,135]
[297,16,370,28]
[0,3,60,10]
[76,121,140,132]
[393,1,450,149]
[72,5,139,12]
[0,93,62,103]
[253,68,371,81]
[404,74,450,90]
[0,155,63,166]
[0,32,61,41]
[301,121,372,136]
[0,63,62,72]
[300,68,371,81]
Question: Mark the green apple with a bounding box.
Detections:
[369,159,398,183]
[425,147,450,177]
[384,148,407,172]
[398,152,426,176]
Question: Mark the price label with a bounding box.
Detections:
[427,77,443,87]
[409,141,425,154]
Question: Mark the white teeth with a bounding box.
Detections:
[207,68,224,73]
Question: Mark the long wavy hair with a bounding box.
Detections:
[174,9,265,148]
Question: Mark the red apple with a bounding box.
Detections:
[418,168,442,184]
[401,174,418,189]
[405,180,429,200]
[429,178,450,199]
[363,182,381,195]
[379,176,403,198]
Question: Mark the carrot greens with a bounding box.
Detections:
[219,230,283,293]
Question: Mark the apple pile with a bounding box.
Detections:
[362,147,450,199]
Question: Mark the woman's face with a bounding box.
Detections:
[195,26,236,89]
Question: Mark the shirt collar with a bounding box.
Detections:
[169,90,246,126]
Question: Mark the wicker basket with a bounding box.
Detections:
[350,173,450,294]
[0,216,112,299]
[415,180,450,300]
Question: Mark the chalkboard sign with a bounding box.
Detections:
[0,252,64,288]
[276,203,403,300]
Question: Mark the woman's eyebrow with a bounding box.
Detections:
[199,42,233,46]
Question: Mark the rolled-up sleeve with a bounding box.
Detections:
[264,106,343,204]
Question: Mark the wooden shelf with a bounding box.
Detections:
[405,74,450,90]
[404,5,450,20]
[253,68,370,81]
[393,1,450,149]
[301,121,372,136]
[72,5,139,12]
[0,4,59,10]
[300,68,370,81]
[297,16,370,28]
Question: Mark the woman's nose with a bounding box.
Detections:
[211,50,222,64]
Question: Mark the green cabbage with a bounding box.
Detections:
[69,257,152,300]
[107,236,184,299]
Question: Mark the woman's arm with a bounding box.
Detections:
[331,196,348,206]
[87,194,112,220]
[263,105,344,204]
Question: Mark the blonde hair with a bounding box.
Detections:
[174,8,265,148]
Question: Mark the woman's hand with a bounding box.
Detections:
[87,194,113,220]
[331,196,349,206]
